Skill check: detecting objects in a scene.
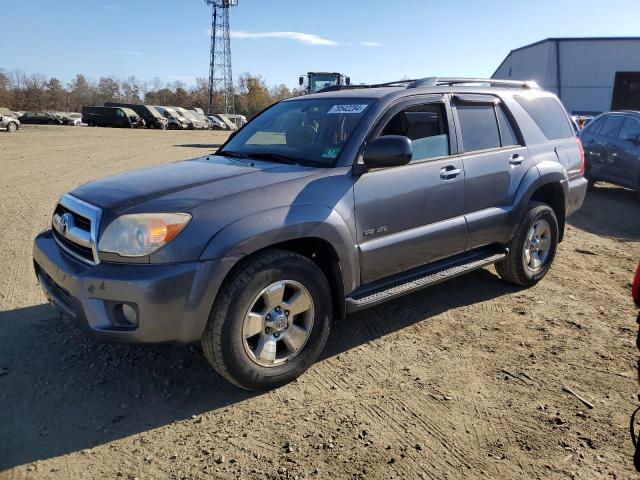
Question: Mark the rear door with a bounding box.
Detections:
[613,116,640,188]
[451,94,532,249]
[354,95,466,284]
[596,114,626,181]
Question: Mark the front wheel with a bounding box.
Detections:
[201,249,332,391]
[7,122,17,133]
[495,201,559,287]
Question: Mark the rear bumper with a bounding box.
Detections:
[33,230,238,344]
[566,175,588,216]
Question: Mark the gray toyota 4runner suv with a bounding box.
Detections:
[33,77,587,390]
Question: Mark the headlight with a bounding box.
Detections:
[98,213,191,257]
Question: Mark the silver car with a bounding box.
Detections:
[0,114,20,133]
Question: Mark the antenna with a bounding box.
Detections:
[205,0,238,114]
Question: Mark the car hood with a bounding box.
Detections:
[70,155,321,216]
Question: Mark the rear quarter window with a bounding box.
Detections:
[514,95,573,140]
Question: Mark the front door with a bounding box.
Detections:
[354,97,466,284]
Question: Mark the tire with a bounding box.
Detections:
[201,249,332,391]
[7,122,17,133]
[495,201,559,287]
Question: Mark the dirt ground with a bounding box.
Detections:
[1,125,639,479]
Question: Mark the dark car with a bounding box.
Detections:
[104,102,168,129]
[580,111,640,193]
[19,111,64,125]
[82,106,144,128]
[34,77,587,390]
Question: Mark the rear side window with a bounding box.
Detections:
[496,107,519,146]
[618,117,640,141]
[457,105,501,152]
[514,96,573,140]
[585,116,605,134]
[599,115,625,138]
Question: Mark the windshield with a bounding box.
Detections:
[219,98,375,167]
[309,74,340,93]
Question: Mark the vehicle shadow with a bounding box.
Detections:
[174,143,223,149]
[567,183,640,241]
[0,268,518,469]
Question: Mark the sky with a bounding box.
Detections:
[3,0,640,90]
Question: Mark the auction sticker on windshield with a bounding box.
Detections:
[327,104,368,114]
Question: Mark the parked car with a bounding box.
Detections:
[82,106,144,128]
[33,77,587,391]
[57,112,82,126]
[213,113,237,131]
[173,107,208,130]
[155,106,189,130]
[0,113,20,132]
[579,111,640,193]
[223,113,247,129]
[206,115,227,130]
[105,103,168,130]
[19,111,64,125]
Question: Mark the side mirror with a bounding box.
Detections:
[299,76,304,86]
[363,135,412,168]
[345,77,351,86]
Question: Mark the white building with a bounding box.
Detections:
[492,37,640,115]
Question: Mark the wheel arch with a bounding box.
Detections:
[510,164,568,242]
[200,205,360,321]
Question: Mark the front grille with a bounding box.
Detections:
[53,230,94,262]
[52,194,102,266]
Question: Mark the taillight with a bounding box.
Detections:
[633,262,640,307]
[577,137,585,175]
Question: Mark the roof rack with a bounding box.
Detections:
[407,77,540,89]
[314,77,540,93]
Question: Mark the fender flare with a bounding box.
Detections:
[199,204,359,295]
[508,162,568,241]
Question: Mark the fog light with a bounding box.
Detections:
[112,303,139,328]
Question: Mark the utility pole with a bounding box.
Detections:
[205,0,237,114]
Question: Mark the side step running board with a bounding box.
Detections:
[346,250,506,312]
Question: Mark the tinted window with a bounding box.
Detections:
[381,103,449,162]
[599,116,625,137]
[585,116,605,134]
[457,105,501,152]
[514,96,573,140]
[496,107,519,146]
[618,117,640,141]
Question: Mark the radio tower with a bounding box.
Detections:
[205,0,237,114]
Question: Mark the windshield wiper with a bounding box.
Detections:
[216,150,247,159]
[242,152,300,165]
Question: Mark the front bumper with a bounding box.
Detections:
[33,230,238,344]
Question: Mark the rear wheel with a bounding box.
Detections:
[496,201,559,287]
[201,249,332,391]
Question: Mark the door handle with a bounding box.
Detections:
[509,153,524,165]
[440,166,462,179]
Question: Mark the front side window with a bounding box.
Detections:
[379,103,450,162]
[616,117,640,141]
[220,98,375,167]
[599,115,625,138]
[514,95,573,140]
[457,104,501,152]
